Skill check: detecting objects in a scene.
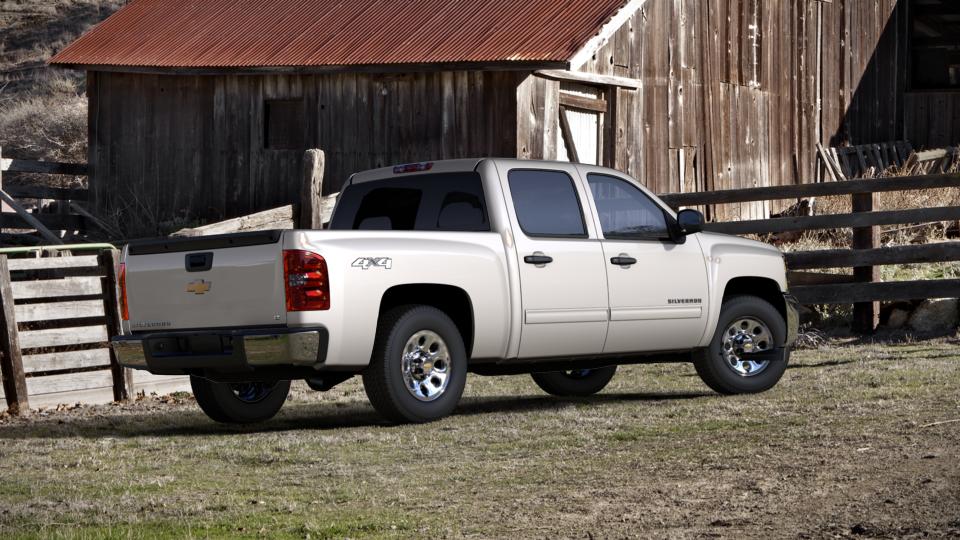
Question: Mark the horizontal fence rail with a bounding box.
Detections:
[658,172,960,329]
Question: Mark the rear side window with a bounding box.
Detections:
[330,172,489,232]
[508,169,586,238]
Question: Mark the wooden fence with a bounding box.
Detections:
[660,173,960,332]
[0,251,187,413]
[0,146,100,244]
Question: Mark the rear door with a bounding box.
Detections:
[582,171,709,353]
[494,163,608,359]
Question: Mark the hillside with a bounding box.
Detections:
[0,0,121,164]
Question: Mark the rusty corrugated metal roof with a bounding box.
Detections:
[50,0,631,69]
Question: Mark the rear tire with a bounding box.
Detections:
[190,376,290,424]
[362,305,467,423]
[694,295,788,395]
[531,366,617,397]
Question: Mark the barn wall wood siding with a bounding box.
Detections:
[518,0,936,221]
[86,0,960,233]
[88,71,519,234]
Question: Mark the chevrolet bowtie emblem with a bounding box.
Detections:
[186,279,212,295]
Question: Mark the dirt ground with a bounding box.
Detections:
[0,338,958,539]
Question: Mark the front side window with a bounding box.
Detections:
[587,173,669,240]
[508,169,586,237]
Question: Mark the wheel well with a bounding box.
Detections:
[379,284,475,355]
[722,277,786,320]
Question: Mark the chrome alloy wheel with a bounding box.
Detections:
[722,317,774,377]
[401,330,451,402]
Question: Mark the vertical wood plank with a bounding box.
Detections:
[851,191,880,333]
[99,250,129,402]
[0,256,29,414]
[300,149,325,229]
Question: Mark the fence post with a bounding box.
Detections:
[99,250,130,401]
[851,191,880,332]
[300,149,325,230]
[0,255,29,414]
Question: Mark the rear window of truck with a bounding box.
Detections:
[330,172,490,232]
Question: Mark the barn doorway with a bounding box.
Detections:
[556,82,610,166]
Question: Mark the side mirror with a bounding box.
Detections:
[677,209,704,235]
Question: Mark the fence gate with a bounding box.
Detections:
[0,251,190,412]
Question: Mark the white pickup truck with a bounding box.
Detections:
[112,159,798,424]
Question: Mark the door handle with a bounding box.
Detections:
[610,256,637,267]
[524,253,553,265]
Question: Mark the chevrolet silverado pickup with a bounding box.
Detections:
[112,159,799,424]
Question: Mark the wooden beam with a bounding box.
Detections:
[559,93,609,113]
[535,69,642,90]
[0,212,84,232]
[785,242,960,270]
[171,205,295,237]
[6,255,100,271]
[702,206,960,235]
[851,189,880,333]
[0,158,88,176]
[0,256,29,414]
[786,271,857,287]
[2,184,89,201]
[300,149,325,230]
[792,279,960,305]
[558,106,580,163]
[658,173,960,207]
[0,189,63,244]
[99,250,129,402]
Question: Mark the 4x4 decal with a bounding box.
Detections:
[352,257,393,270]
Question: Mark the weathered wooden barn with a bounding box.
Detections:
[50,0,960,234]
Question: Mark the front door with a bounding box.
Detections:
[583,171,710,353]
[496,164,609,359]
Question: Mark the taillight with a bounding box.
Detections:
[119,262,129,321]
[283,250,330,311]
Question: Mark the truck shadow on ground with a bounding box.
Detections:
[0,391,711,440]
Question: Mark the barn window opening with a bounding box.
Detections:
[264,99,305,150]
[909,0,960,91]
[556,83,608,166]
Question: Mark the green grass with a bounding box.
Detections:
[1,339,959,538]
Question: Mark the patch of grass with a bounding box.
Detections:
[1,340,959,538]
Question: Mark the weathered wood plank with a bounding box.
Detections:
[99,250,129,401]
[2,184,89,201]
[659,173,960,207]
[22,348,111,374]
[0,212,84,233]
[11,276,102,300]
[787,271,857,287]
[0,256,29,413]
[320,193,338,226]
[26,369,114,397]
[0,158,88,176]
[792,279,960,305]
[6,255,100,271]
[18,325,109,350]
[172,205,294,237]
[534,69,642,89]
[558,93,608,114]
[703,206,960,235]
[785,242,960,270]
[0,189,64,244]
[300,149,325,230]
[14,300,105,323]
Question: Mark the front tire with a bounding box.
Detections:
[362,305,467,423]
[190,376,290,424]
[694,295,788,395]
[531,366,617,397]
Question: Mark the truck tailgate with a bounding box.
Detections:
[124,231,287,331]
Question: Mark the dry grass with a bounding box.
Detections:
[0,0,122,165]
[0,340,958,539]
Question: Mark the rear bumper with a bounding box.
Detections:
[784,293,800,348]
[111,327,328,376]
